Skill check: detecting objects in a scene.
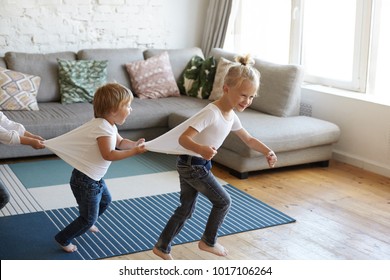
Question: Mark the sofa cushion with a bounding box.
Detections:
[0,67,40,110]
[250,61,304,117]
[178,55,217,99]
[231,109,340,156]
[77,48,144,90]
[58,59,108,104]
[144,47,205,82]
[209,48,304,117]
[4,51,77,102]
[125,52,180,99]
[2,102,94,140]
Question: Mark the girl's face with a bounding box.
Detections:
[112,100,132,125]
[224,79,257,112]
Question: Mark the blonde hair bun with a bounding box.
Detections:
[234,54,255,66]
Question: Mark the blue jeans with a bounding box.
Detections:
[155,155,231,254]
[0,180,10,210]
[55,169,112,246]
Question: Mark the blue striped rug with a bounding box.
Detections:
[0,184,295,260]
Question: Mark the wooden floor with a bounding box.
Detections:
[106,160,390,260]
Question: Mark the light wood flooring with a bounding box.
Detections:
[106,160,390,260]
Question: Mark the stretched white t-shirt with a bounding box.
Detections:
[44,118,117,181]
[144,103,242,156]
[0,112,26,145]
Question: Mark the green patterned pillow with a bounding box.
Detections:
[178,55,216,99]
[58,59,108,104]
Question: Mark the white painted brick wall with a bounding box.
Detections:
[0,0,207,56]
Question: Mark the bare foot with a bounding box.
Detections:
[89,225,99,233]
[198,240,228,257]
[153,246,174,260]
[61,243,77,253]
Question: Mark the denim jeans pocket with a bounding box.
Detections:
[190,165,209,179]
[86,182,102,198]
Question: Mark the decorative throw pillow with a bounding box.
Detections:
[250,62,304,117]
[125,52,180,99]
[0,67,40,110]
[58,59,108,104]
[208,57,236,101]
[178,55,216,99]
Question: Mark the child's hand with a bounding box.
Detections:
[266,151,277,168]
[20,136,45,149]
[135,138,145,146]
[200,146,217,160]
[30,139,45,149]
[135,144,147,154]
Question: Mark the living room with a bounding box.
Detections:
[1,0,388,278]
[1,0,388,177]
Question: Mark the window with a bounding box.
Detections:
[367,0,390,101]
[224,0,292,64]
[224,0,389,102]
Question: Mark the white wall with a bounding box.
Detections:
[0,0,208,56]
[302,87,390,178]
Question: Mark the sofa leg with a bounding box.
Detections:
[317,160,329,167]
[229,170,249,179]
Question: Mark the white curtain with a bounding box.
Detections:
[201,0,233,56]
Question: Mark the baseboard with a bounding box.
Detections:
[333,150,390,178]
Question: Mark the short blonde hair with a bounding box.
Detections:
[224,54,261,95]
[93,83,133,118]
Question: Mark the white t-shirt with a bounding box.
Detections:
[144,103,242,156]
[0,112,26,145]
[45,118,117,181]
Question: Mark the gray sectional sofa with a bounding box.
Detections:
[0,47,340,178]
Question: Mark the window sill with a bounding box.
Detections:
[302,83,390,107]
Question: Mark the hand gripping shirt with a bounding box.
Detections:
[44,118,117,181]
[144,103,242,157]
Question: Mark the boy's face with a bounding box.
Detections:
[224,79,257,112]
[113,100,132,125]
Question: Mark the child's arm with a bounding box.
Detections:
[179,127,217,160]
[234,128,277,167]
[97,134,146,161]
[19,136,45,149]
[116,133,145,150]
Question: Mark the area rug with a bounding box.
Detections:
[0,153,295,260]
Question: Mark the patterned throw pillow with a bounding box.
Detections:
[208,57,235,101]
[58,59,108,104]
[178,55,216,99]
[0,67,40,110]
[125,52,180,99]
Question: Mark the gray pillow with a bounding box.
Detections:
[251,59,304,117]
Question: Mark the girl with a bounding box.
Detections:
[148,55,277,260]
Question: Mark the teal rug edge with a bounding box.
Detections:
[7,152,177,189]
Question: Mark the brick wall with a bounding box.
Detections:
[0,0,207,55]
